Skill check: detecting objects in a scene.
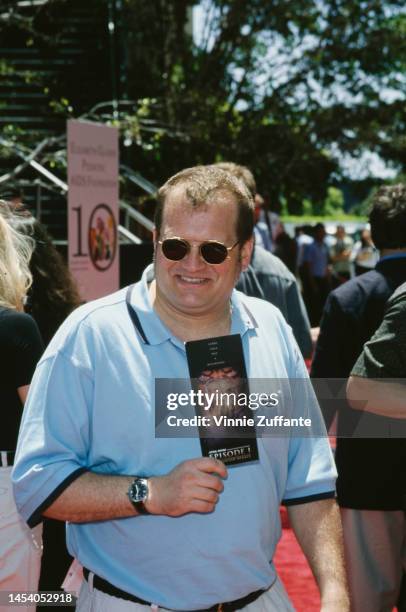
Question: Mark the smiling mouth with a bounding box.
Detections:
[177,275,209,285]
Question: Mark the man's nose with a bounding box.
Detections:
[182,244,206,268]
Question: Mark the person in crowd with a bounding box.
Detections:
[214,162,273,252]
[5,187,24,209]
[296,225,313,264]
[295,224,314,286]
[10,209,82,608]
[301,222,332,326]
[347,281,406,612]
[13,166,349,612]
[0,202,44,608]
[238,237,313,357]
[311,184,406,611]
[216,162,312,358]
[273,223,298,275]
[330,225,353,285]
[253,192,273,252]
[346,281,406,419]
[259,193,283,250]
[15,211,82,345]
[351,227,379,276]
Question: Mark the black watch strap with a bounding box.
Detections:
[132,500,149,515]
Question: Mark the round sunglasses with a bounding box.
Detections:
[158,237,239,265]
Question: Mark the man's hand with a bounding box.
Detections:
[146,458,227,516]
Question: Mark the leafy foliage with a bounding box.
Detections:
[122,0,406,212]
[0,0,405,213]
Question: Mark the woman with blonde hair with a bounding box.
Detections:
[9,206,81,606]
[0,201,44,609]
[0,204,33,311]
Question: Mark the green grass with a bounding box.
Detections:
[281,214,367,224]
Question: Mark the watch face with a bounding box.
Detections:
[130,478,148,503]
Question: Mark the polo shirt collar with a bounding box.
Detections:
[231,289,258,336]
[129,265,172,345]
[129,265,257,346]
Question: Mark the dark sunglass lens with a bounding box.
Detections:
[162,239,188,261]
[201,242,228,264]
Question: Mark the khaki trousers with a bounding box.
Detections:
[76,573,295,612]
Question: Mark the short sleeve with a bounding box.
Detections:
[352,292,406,379]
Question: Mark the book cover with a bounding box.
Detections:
[185,334,259,466]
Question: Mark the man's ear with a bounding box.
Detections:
[240,237,254,271]
[152,228,159,255]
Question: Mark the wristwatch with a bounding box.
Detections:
[128,477,150,514]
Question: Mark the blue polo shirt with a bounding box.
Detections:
[13,265,336,610]
[303,240,329,277]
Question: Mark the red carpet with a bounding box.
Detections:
[274,507,320,611]
[274,354,321,610]
[274,507,399,612]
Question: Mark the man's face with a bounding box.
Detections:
[153,187,253,318]
[336,226,345,239]
[315,225,326,241]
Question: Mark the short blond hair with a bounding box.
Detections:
[214,162,257,199]
[0,201,34,310]
[155,165,254,244]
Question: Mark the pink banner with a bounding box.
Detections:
[67,120,119,301]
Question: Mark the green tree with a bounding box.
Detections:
[323,187,345,216]
[123,0,406,212]
[1,0,405,213]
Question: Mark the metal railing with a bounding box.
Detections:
[0,136,155,244]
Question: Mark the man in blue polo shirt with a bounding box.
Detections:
[13,165,349,611]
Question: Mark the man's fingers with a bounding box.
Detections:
[191,457,228,478]
[191,485,220,504]
[188,499,216,514]
[197,473,224,493]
